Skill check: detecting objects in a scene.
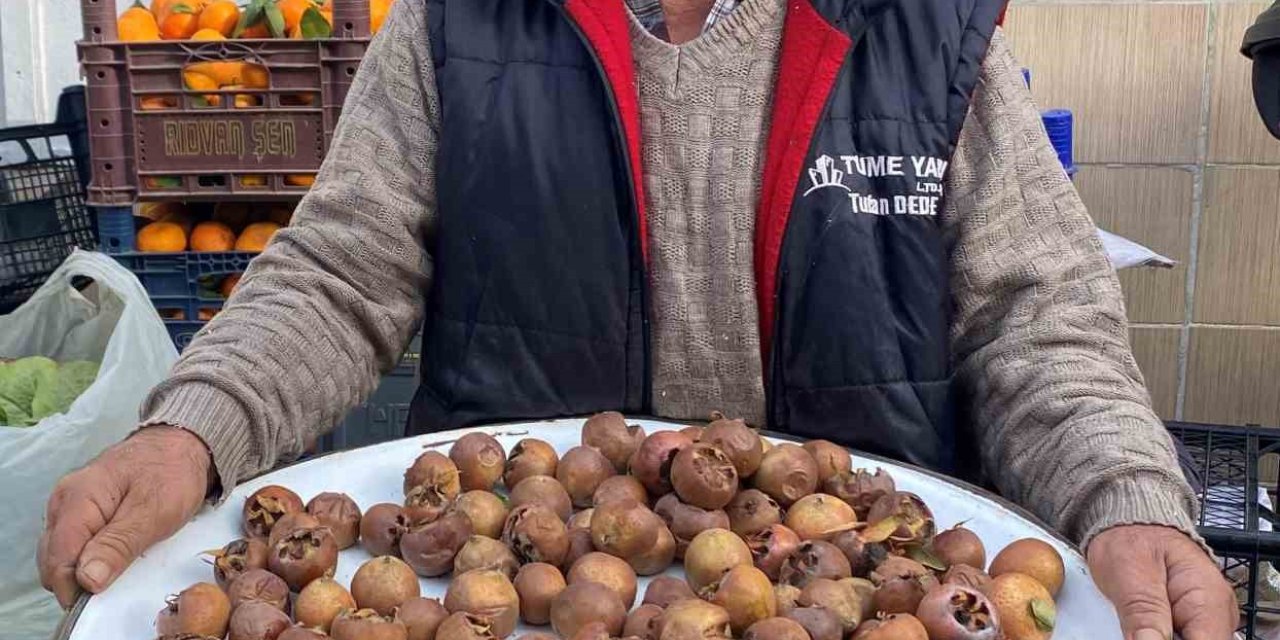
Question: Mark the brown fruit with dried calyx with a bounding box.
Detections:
[435,612,497,640]
[669,443,739,510]
[450,432,507,492]
[307,492,362,549]
[268,512,322,549]
[568,508,594,530]
[243,485,304,539]
[403,452,461,523]
[569,621,616,640]
[985,572,1056,640]
[864,492,935,552]
[210,538,269,589]
[330,608,409,640]
[752,444,818,507]
[582,411,647,473]
[773,583,802,616]
[400,512,473,577]
[653,493,730,559]
[503,504,569,567]
[514,562,566,626]
[629,431,694,497]
[824,468,895,519]
[831,530,889,578]
[704,565,776,636]
[361,503,411,557]
[590,498,660,560]
[930,525,986,571]
[683,528,754,592]
[942,563,992,591]
[268,526,339,592]
[278,627,328,640]
[509,476,573,522]
[453,535,521,579]
[625,603,664,639]
[655,598,732,640]
[294,577,356,632]
[747,524,801,581]
[784,493,858,541]
[155,582,231,639]
[840,577,877,621]
[558,445,617,508]
[853,613,929,640]
[394,597,448,640]
[803,440,851,484]
[444,569,520,639]
[782,606,842,640]
[700,414,763,478]
[593,474,650,508]
[504,438,559,489]
[680,425,705,441]
[870,556,937,615]
[550,581,627,638]
[644,576,697,608]
[567,552,638,608]
[452,490,511,539]
[226,569,289,612]
[227,601,292,640]
[778,540,852,588]
[629,521,677,576]
[915,584,1001,640]
[351,556,421,616]
[798,578,863,633]
[725,489,783,538]
[563,527,596,570]
[988,538,1065,597]
[743,617,810,640]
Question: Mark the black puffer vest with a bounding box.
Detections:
[410,0,1006,475]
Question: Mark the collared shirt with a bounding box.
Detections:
[626,0,740,41]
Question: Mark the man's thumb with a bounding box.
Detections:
[1109,564,1175,640]
[74,494,156,593]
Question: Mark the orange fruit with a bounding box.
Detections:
[144,176,183,190]
[220,273,243,298]
[225,86,262,108]
[140,95,178,110]
[985,573,1055,640]
[277,0,317,33]
[242,64,270,89]
[197,0,239,37]
[235,222,281,252]
[370,0,393,34]
[151,0,178,21]
[240,21,271,38]
[136,221,188,252]
[239,175,268,187]
[191,28,225,40]
[190,221,237,251]
[183,70,221,106]
[118,3,161,41]
[285,174,316,187]
[160,4,200,40]
[136,202,193,232]
[197,308,219,321]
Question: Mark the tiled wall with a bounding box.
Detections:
[1004,0,1280,428]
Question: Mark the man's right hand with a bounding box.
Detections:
[38,426,213,608]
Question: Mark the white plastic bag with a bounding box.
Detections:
[0,250,178,639]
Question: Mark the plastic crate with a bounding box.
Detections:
[110,251,255,348]
[77,0,370,205]
[319,370,417,453]
[1168,421,1280,638]
[0,86,96,313]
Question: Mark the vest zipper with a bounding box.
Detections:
[554,1,653,414]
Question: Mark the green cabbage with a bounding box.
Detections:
[0,357,98,427]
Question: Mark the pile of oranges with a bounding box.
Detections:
[117,0,394,42]
[134,201,291,254]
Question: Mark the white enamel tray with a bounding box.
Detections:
[59,418,1121,639]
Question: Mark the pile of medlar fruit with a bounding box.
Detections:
[153,413,1065,640]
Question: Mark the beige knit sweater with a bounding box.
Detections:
[142,0,1201,549]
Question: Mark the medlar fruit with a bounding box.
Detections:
[778,540,852,587]
[644,575,697,608]
[700,414,763,477]
[307,492,362,549]
[853,613,929,640]
[831,530,888,578]
[242,485,304,539]
[450,432,507,492]
[582,411,647,473]
[268,526,339,592]
[514,562,566,625]
[210,538,269,589]
[509,475,573,522]
[226,568,290,612]
[402,451,461,522]
[444,569,520,639]
[562,527,596,571]
[864,492,935,551]
[628,431,694,497]
[593,475,650,508]
[156,582,231,638]
[988,537,1065,597]
[503,438,559,489]
[550,581,627,638]
[870,556,937,615]
[743,617,811,640]
[629,521,677,576]
[916,584,1001,640]
[655,598,732,640]
[557,445,616,508]
[784,493,858,541]
[567,508,594,530]
[802,440,851,484]
[395,597,448,640]
[682,528,753,592]
[679,425,705,441]
[824,468,895,518]
[929,524,985,569]
[773,583,802,616]
[752,444,818,508]
[452,490,511,539]
[227,600,292,640]
[567,551,639,608]
[267,512,322,550]
[941,563,992,591]
[798,578,863,633]
[400,512,473,577]
[746,523,801,581]
[361,503,411,557]
[590,498,660,561]
[625,603,664,640]
[453,535,521,579]
[669,443,738,510]
[653,493,730,559]
[330,609,409,640]
[294,577,356,632]
[784,606,843,640]
[725,489,783,538]
[502,503,569,566]
[278,628,328,640]
[705,565,776,636]
[435,612,497,640]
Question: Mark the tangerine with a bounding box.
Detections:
[277,0,317,33]
[370,0,393,34]
[118,3,161,42]
[190,221,237,251]
[197,308,219,321]
[160,4,200,40]
[240,21,271,38]
[240,175,268,187]
[183,70,221,106]
[139,95,178,110]
[197,0,239,37]
[191,28,225,40]
[235,222,281,252]
[136,221,188,252]
[285,174,316,187]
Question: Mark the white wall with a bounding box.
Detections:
[0,0,133,126]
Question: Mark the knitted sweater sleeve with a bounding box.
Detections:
[943,29,1203,550]
[138,0,439,498]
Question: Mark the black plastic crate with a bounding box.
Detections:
[0,86,96,313]
[1169,421,1280,638]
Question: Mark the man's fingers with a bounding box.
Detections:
[1168,549,1240,640]
[38,481,111,608]
[74,490,160,595]
[1089,527,1174,640]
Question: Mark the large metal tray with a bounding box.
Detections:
[58,418,1122,639]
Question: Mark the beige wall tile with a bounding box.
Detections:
[1209,3,1280,164]
[1077,167,1192,323]
[1003,4,1207,164]
[1130,326,1181,419]
[1194,167,1280,324]
[1184,326,1280,426]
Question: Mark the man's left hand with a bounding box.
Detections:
[1088,524,1238,640]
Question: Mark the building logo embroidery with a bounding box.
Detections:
[805,155,852,196]
[803,153,950,217]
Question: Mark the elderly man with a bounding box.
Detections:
[40,0,1235,638]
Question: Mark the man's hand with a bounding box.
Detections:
[1088,524,1238,640]
[38,426,212,608]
